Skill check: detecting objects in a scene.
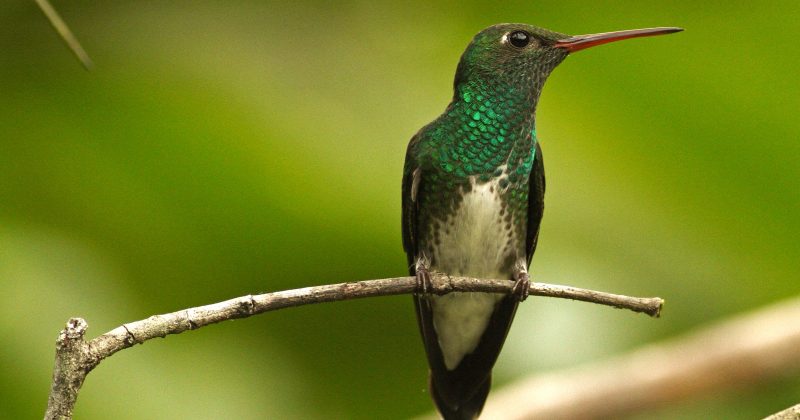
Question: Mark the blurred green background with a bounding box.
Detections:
[2,1,799,418]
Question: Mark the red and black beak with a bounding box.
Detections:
[555,27,683,53]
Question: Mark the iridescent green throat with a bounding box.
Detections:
[421,76,539,186]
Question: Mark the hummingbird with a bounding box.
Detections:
[401,23,681,419]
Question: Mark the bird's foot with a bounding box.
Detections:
[512,271,530,302]
[415,266,434,296]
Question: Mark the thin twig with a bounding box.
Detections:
[44,274,662,420]
[34,0,94,70]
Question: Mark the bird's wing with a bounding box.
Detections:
[526,141,546,266]
[402,133,422,272]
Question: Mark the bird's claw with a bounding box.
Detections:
[415,267,433,296]
[512,271,530,302]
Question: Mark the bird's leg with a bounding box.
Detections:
[512,266,530,302]
[415,256,433,296]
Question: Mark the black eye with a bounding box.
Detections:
[508,31,531,48]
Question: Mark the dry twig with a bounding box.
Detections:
[44,273,661,419]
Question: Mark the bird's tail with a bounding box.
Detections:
[430,373,491,420]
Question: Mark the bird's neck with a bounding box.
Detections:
[453,72,544,113]
[429,77,539,181]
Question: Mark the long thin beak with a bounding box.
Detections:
[554,27,683,53]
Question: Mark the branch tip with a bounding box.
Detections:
[62,318,88,341]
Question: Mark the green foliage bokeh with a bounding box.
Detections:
[1,1,799,418]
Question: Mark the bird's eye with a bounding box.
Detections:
[508,31,531,48]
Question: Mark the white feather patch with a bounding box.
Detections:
[429,177,512,370]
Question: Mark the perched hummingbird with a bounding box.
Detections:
[401,23,681,419]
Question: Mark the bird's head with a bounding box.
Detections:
[454,23,682,99]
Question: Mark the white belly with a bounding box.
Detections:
[428,178,515,370]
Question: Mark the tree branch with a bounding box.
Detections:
[44,274,662,420]
[472,295,800,420]
[764,403,800,420]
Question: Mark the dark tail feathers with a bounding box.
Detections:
[430,373,491,420]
